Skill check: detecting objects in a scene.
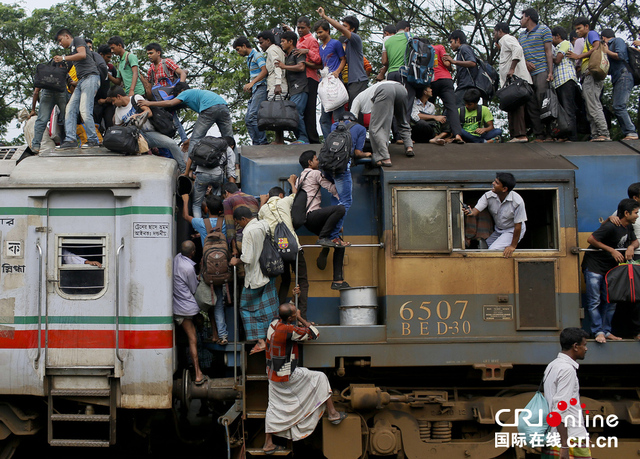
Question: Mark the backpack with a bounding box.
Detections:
[191,136,228,169]
[132,97,177,138]
[606,262,640,303]
[91,51,109,82]
[201,218,231,286]
[627,47,640,86]
[291,171,321,230]
[270,26,284,45]
[459,105,482,127]
[319,120,358,175]
[399,32,435,87]
[103,125,140,155]
[266,199,299,262]
[472,59,499,100]
[259,229,285,277]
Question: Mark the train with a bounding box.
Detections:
[1,140,640,458]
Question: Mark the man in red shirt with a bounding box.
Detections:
[295,16,322,144]
[429,43,464,143]
[262,302,346,453]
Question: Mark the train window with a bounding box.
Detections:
[458,189,559,251]
[393,188,451,253]
[56,236,107,298]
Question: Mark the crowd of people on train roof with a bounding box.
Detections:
[27,7,640,164]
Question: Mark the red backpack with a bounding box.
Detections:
[201,218,230,285]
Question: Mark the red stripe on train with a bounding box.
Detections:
[0,330,173,349]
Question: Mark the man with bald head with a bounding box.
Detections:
[263,301,345,453]
[173,240,206,385]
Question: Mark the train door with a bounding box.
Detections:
[45,191,116,368]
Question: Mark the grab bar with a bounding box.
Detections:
[35,240,43,369]
[115,239,125,362]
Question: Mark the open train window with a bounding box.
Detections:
[392,188,452,253]
[457,188,559,251]
[56,236,107,298]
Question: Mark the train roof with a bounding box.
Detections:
[532,138,640,158]
[241,143,579,172]
[1,148,177,188]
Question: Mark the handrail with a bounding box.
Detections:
[570,246,639,254]
[300,243,384,249]
[115,239,125,362]
[35,240,43,369]
[233,265,238,384]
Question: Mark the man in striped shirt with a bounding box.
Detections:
[519,8,554,141]
[551,27,578,141]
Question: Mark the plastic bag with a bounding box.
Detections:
[318,69,349,112]
[517,391,550,447]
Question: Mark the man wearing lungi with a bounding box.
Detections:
[262,302,346,454]
[229,206,279,355]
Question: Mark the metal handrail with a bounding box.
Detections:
[35,240,43,369]
[571,247,639,253]
[300,243,384,249]
[115,239,125,362]
[233,266,238,384]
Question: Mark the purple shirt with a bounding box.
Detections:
[172,254,199,316]
[320,39,345,73]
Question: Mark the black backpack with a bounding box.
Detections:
[459,105,482,126]
[319,121,358,175]
[191,136,228,169]
[90,51,109,82]
[291,172,320,230]
[132,98,177,138]
[34,61,68,92]
[627,47,640,86]
[259,229,284,277]
[103,125,140,155]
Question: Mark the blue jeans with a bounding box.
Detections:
[32,89,67,150]
[612,72,638,137]
[213,285,227,338]
[290,92,309,143]
[324,166,352,240]
[64,74,100,144]
[460,128,503,143]
[188,104,233,156]
[246,84,268,145]
[142,130,186,173]
[192,169,224,218]
[584,268,616,337]
[173,112,188,143]
[320,104,346,139]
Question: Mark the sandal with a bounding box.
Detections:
[264,445,287,455]
[217,337,228,346]
[405,148,414,157]
[194,376,208,386]
[331,238,351,247]
[376,160,393,167]
[623,135,639,140]
[429,138,446,146]
[590,136,611,142]
[329,412,348,425]
[331,281,351,290]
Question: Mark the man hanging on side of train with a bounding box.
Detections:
[582,198,639,343]
[463,172,527,258]
[263,301,346,454]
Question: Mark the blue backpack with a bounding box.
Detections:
[400,32,435,87]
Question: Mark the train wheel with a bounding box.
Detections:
[0,435,20,459]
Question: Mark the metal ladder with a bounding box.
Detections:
[46,371,116,447]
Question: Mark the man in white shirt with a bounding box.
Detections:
[229,206,279,355]
[464,172,527,258]
[493,23,533,143]
[257,30,288,145]
[542,327,591,459]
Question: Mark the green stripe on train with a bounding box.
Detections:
[0,206,172,216]
[4,316,173,325]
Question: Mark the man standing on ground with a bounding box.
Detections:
[464,172,527,258]
[494,23,532,143]
[567,17,611,142]
[317,7,368,107]
[518,8,554,141]
[581,198,639,343]
[541,328,591,459]
[173,240,206,385]
[296,16,322,144]
[229,206,279,355]
[53,29,101,149]
[233,36,269,146]
[263,302,346,454]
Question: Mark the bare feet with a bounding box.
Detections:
[429,138,445,145]
[606,333,622,341]
[595,334,606,344]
